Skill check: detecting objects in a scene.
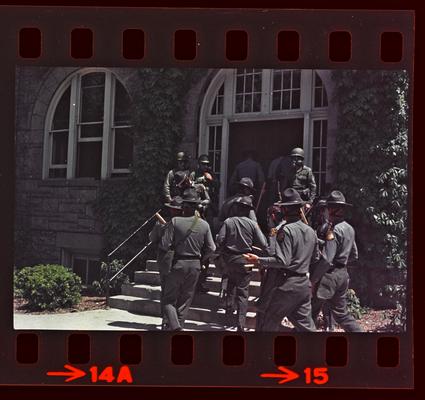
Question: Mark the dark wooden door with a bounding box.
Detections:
[228,118,304,182]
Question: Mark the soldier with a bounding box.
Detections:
[170,170,211,215]
[148,196,183,329]
[193,154,220,225]
[310,191,363,332]
[228,150,265,195]
[218,177,258,225]
[276,147,317,208]
[216,196,269,331]
[160,188,216,331]
[244,188,318,332]
[163,151,193,203]
[216,177,258,306]
[267,155,291,204]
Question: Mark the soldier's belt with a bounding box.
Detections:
[280,269,307,278]
[173,255,201,261]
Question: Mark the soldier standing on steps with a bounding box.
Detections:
[310,191,363,332]
[148,196,183,330]
[160,188,216,331]
[276,147,317,209]
[216,177,259,307]
[163,152,194,203]
[244,188,318,332]
[216,196,269,331]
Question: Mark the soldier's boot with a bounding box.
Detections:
[217,289,227,308]
[196,264,210,293]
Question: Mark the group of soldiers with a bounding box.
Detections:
[149,148,362,332]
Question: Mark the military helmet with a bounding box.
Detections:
[290,147,305,159]
[234,196,254,209]
[198,154,210,164]
[176,151,188,161]
[238,177,255,191]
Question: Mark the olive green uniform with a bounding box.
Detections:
[256,220,319,332]
[311,220,363,332]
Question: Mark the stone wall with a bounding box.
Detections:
[15,67,104,267]
[14,66,211,267]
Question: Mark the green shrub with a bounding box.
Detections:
[14,264,82,311]
[92,259,130,296]
[347,288,368,319]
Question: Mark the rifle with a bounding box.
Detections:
[255,182,267,213]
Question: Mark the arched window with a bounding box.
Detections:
[44,70,133,179]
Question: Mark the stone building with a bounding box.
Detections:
[15,67,335,284]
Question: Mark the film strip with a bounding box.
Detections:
[0,6,414,389]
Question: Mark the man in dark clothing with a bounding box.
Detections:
[229,150,265,195]
[267,155,291,204]
[276,147,317,207]
[216,196,269,331]
[160,188,216,331]
[149,196,183,329]
[244,188,318,332]
[310,191,363,332]
[163,152,194,203]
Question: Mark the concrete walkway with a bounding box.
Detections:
[14,308,253,331]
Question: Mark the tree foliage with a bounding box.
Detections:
[332,70,408,328]
[93,68,204,259]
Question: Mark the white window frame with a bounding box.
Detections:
[269,69,302,112]
[43,68,132,180]
[310,118,329,196]
[199,69,329,204]
[312,71,329,110]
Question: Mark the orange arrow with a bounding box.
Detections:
[47,364,86,382]
[260,366,300,384]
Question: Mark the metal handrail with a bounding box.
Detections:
[109,241,153,283]
[107,209,161,258]
[105,209,162,302]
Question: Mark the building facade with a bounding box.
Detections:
[15,67,336,283]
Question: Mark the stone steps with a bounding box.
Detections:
[108,259,262,330]
[121,283,260,310]
[145,259,263,281]
[134,271,262,297]
[108,295,257,329]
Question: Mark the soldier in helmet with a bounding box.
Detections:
[163,152,194,203]
[216,196,268,331]
[309,191,363,332]
[218,177,258,225]
[215,177,259,307]
[193,154,219,222]
[276,147,317,208]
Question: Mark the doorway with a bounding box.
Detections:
[228,118,304,184]
[227,118,304,228]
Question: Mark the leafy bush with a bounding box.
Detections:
[92,259,130,296]
[332,70,408,323]
[383,282,407,330]
[346,289,368,320]
[14,264,82,311]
